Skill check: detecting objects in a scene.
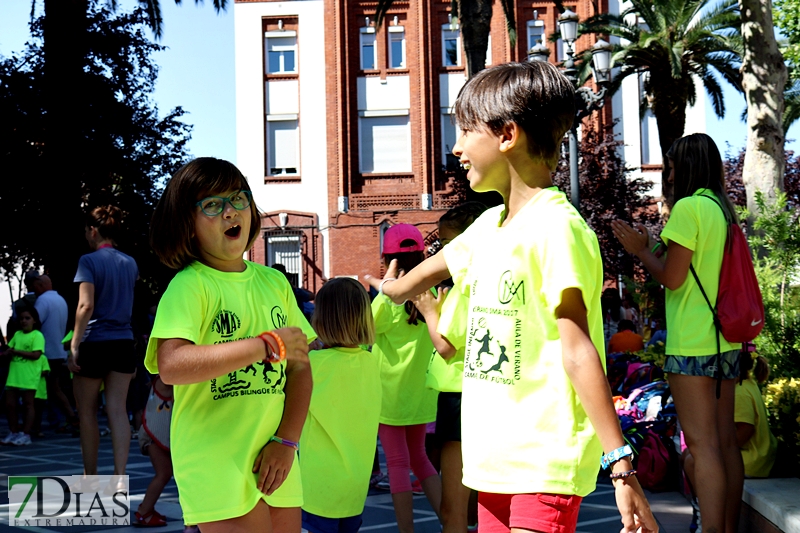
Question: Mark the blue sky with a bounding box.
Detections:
[0,0,796,165]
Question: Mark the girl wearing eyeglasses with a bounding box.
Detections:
[146,157,314,533]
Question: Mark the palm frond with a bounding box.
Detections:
[374,0,395,30]
[702,70,725,117]
[783,80,800,131]
[140,0,164,38]
[498,0,518,47]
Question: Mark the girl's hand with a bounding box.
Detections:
[252,441,296,495]
[67,350,81,373]
[612,475,659,533]
[611,220,651,256]
[364,259,406,304]
[271,327,309,363]
[412,287,448,318]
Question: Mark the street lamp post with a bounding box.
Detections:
[528,11,612,211]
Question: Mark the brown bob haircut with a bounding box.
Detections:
[311,277,375,348]
[454,61,575,171]
[150,157,261,270]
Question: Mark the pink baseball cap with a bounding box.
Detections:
[382,224,425,256]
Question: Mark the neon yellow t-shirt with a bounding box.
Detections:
[426,286,468,393]
[145,261,316,523]
[300,347,381,517]
[442,188,604,496]
[7,330,46,390]
[36,357,50,400]
[660,189,741,355]
[734,377,777,477]
[372,295,438,425]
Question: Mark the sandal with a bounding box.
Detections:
[134,510,167,527]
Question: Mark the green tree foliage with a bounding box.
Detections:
[553,125,661,282]
[0,3,191,294]
[581,0,742,202]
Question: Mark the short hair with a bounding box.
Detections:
[312,278,375,347]
[438,201,488,234]
[454,61,575,170]
[150,158,261,270]
[617,320,636,332]
[86,205,123,241]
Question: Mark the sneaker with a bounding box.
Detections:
[411,479,424,495]
[12,433,32,446]
[690,497,701,533]
[99,427,111,436]
[1,432,19,445]
[369,472,390,491]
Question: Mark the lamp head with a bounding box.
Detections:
[558,10,579,44]
[591,39,613,84]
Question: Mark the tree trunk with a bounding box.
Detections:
[459,0,492,79]
[739,0,787,215]
[43,0,89,302]
[650,74,689,210]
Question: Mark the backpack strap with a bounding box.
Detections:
[689,262,724,399]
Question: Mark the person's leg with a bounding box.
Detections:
[46,365,77,423]
[73,375,103,475]
[5,390,20,433]
[379,424,415,533]
[717,378,743,533]
[269,506,301,533]
[406,423,442,517]
[669,373,728,533]
[19,390,36,435]
[439,441,471,533]
[199,499,272,533]
[104,371,133,475]
[138,444,174,516]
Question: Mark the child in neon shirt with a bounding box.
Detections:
[368,62,657,533]
[299,277,381,533]
[415,202,487,533]
[2,308,46,446]
[372,223,442,533]
[145,158,315,533]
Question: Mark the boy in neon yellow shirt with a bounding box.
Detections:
[368,62,657,533]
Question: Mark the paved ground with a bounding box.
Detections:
[0,419,691,532]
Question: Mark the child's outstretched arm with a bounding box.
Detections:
[157,327,309,385]
[557,288,659,533]
[252,355,312,495]
[413,288,457,359]
[365,253,451,304]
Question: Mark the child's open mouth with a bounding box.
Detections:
[224,225,242,238]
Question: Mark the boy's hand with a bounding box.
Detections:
[412,287,448,318]
[612,473,658,533]
[611,220,650,256]
[252,441,296,495]
[271,327,309,363]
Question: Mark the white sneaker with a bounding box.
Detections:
[1,432,19,445]
[11,433,31,446]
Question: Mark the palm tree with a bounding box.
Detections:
[375,0,517,78]
[580,0,742,200]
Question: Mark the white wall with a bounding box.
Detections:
[234,1,330,277]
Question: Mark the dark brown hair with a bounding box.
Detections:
[739,349,770,384]
[86,205,123,241]
[150,158,261,270]
[383,251,426,325]
[454,61,575,170]
[667,133,739,224]
[312,277,375,347]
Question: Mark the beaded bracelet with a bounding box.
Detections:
[609,469,637,480]
[378,278,407,306]
[259,331,286,363]
[269,435,299,451]
[600,444,634,469]
[650,242,662,254]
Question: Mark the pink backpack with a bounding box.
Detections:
[637,432,672,491]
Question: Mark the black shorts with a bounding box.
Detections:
[76,340,137,379]
[435,392,462,443]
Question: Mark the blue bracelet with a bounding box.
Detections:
[269,435,299,451]
[601,444,633,470]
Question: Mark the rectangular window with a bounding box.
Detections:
[265,34,297,74]
[361,28,377,70]
[442,28,461,66]
[266,118,299,176]
[359,115,412,173]
[266,233,303,287]
[388,27,406,69]
[441,112,460,171]
[527,20,545,51]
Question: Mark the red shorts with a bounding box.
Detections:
[478,492,583,533]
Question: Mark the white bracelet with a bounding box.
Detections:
[378,278,407,306]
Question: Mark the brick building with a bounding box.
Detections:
[234,0,706,292]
